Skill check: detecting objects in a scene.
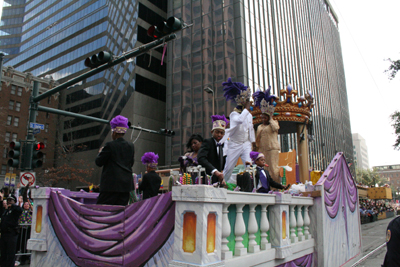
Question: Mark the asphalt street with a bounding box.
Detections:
[356,216,397,267]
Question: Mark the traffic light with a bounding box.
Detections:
[32,142,45,169]
[160,128,175,136]
[147,17,184,39]
[7,141,21,167]
[84,51,113,68]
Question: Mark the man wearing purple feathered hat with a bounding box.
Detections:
[139,152,161,199]
[221,78,255,183]
[198,114,229,185]
[95,115,135,205]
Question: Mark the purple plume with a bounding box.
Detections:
[222,77,248,103]
[211,115,229,124]
[141,152,159,165]
[250,151,260,161]
[252,86,276,107]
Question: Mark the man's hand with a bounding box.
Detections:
[284,184,291,190]
[244,101,251,111]
[28,177,34,185]
[98,147,104,153]
[215,171,224,181]
[245,161,252,166]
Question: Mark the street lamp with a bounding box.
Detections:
[204,87,215,115]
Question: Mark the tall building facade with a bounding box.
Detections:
[0,0,26,59]
[352,133,369,170]
[166,0,353,170]
[373,164,400,193]
[1,0,169,175]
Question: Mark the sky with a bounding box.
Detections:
[329,0,400,168]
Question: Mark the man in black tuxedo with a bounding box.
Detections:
[96,115,135,205]
[139,152,161,199]
[198,115,228,185]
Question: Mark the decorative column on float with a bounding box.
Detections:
[260,204,271,250]
[269,193,292,259]
[170,185,226,267]
[234,204,247,256]
[303,205,312,240]
[297,205,305,242]
[248,204,260,253]
[289,204,298,243]
[221,204,232,260]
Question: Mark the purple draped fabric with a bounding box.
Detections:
[276,253,313,267]
[48,190,175,266]
[315,152,357,219]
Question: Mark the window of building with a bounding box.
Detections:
[43,154,46,163]
[7,116,12,125]
[13,117,19,127]
[1,165,7,175]
[5,132,10,142]
[45,123,49,132]
[44,138,48,146]
[17,87,23,96]
[11,85,16,95]
[15,102,21,112]
[9,100,14,110]
[3,148,7,158]
[12,133,17,142]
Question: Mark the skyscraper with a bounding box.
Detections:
[352,133,369,170]
[166,0,353,170]
[1,0,169,172]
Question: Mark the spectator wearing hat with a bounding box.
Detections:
[139,152,161,199]
[0,194,23,267]
[96,115,135,205]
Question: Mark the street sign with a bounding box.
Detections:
[10,173,16,187]
[20,172,36,187]
[4,173,10,186]
[33,128,41,135]
[29,122,45,130]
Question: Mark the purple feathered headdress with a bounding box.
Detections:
[222,77,251,106]
[252,86,277,107]
[211,115,229,131]
[110,115,129,133]
[141,152,159,168]
[250,151,264,163]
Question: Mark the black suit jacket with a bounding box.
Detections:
[255,168,284,193]
[95,137,135,193]
[198,138,226,177]
[139,171,161,199]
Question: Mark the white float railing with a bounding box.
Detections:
[170,186,314,267]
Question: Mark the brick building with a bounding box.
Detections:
[373,164,400,193]
[0,66,58,184]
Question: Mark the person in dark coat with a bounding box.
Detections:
[96,115,135,205]
[248,151,290,193]
[0,194,23,267]
[198,115,228,185]
[382,216,400,267]
[139,152,161,199]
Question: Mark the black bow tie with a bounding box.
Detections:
[216,143,224,147]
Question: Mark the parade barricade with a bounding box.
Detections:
[16,223,32,257]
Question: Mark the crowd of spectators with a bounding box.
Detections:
[359,199,397,223]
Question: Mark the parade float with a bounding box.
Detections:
[26,85,362,267]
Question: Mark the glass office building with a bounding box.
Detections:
[2,0,169,168]
[166,0,353,170]
[0,0,26,58]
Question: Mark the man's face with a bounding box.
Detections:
[7,198,15,207]
[255,156,266,167]
[211,129,225,142]
[261,114,270,124]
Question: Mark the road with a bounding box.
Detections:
[357,216,396,267]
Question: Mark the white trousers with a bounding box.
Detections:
[223,140,252,183]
